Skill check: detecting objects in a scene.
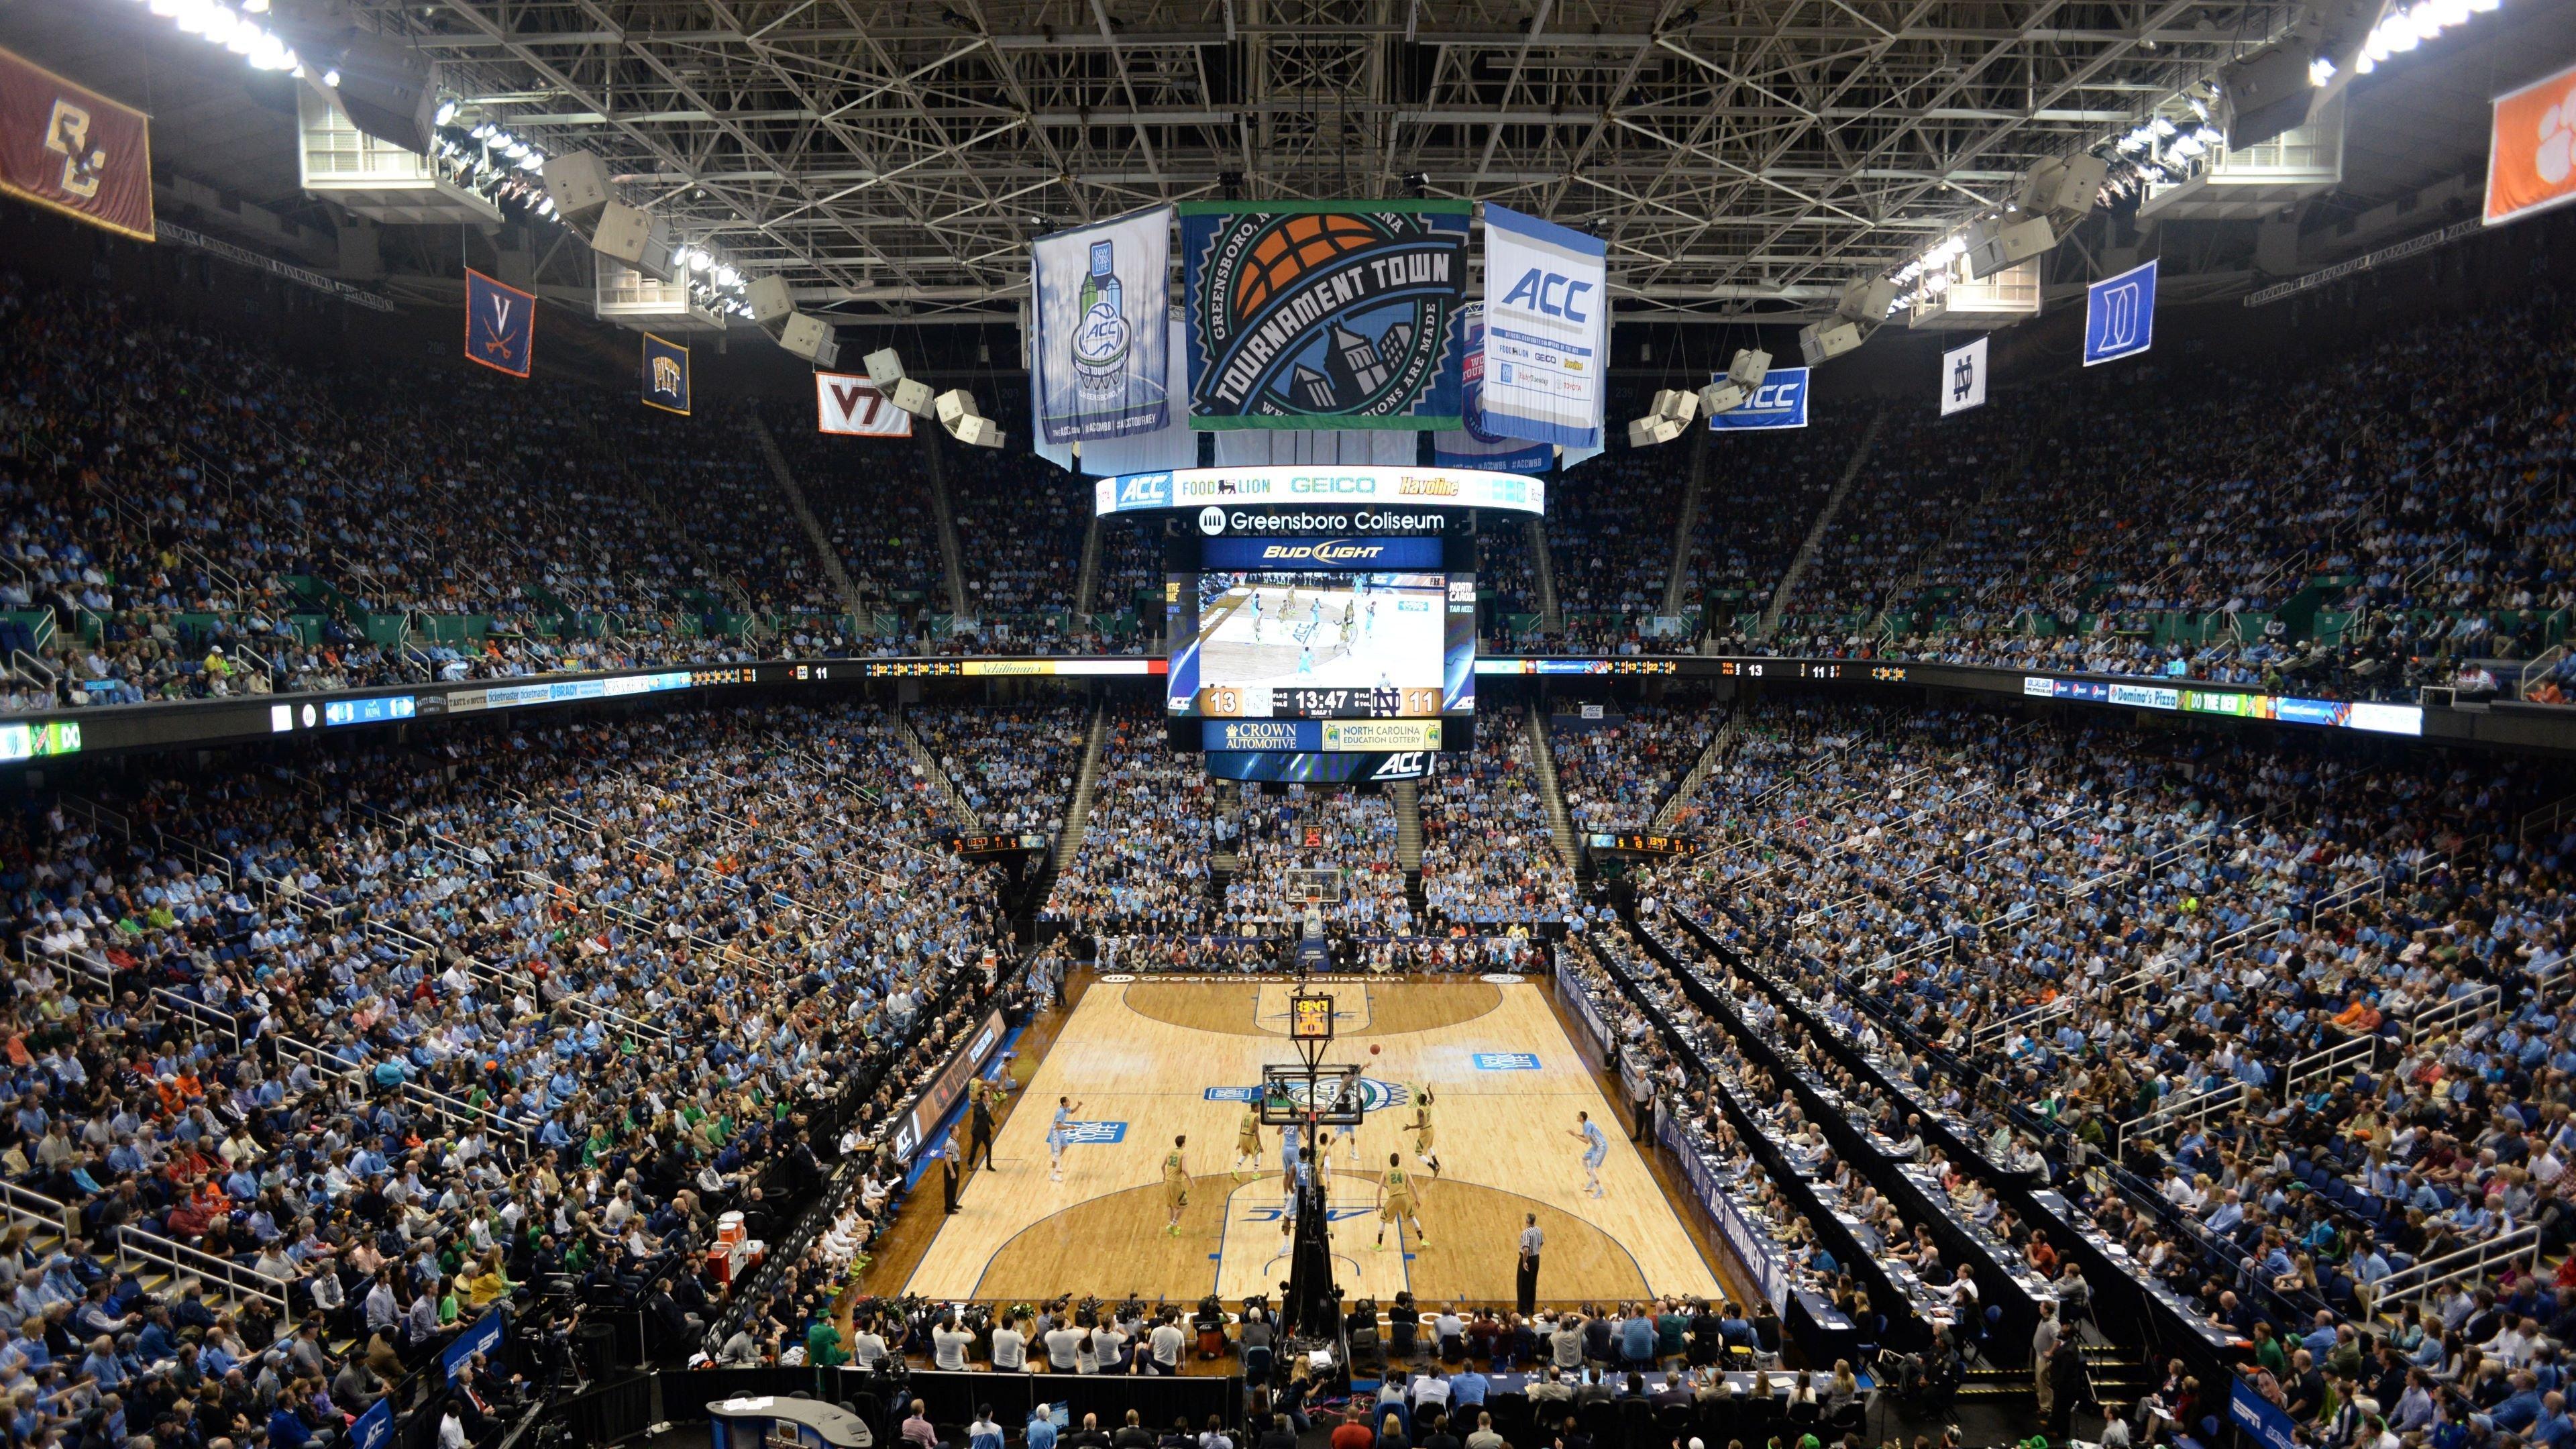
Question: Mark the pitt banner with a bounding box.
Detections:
[1179,200,1468,430]
[464,270,534,378]
[641,333,690,416]
[2483,60,2576,227]
[0,47,153,241]
[1032,207,1171,445]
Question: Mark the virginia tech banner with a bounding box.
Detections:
[1032,207,1172,445]
[0,47,152,241]
[1179,200,1468,430]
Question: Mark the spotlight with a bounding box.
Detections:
[322,68,340,87]
[434,99,459,126]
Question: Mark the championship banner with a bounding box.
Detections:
[2082,259,2156,367]
[0,48,152,242]
[1434,305,1553,473]
[2483,60,2576,227]
[463,270,534,378]
[640,333,690,415]
[1479,204,1607,447]
[1080,307,1197,476]
[1032,207,1172,444]
[1706,365,1810,431]
[1179,199,1469,430]
[1939,335,1988,416]
[815,372,912,436]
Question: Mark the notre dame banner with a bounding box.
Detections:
[1179,200,1468,429]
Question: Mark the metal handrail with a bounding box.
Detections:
[2369,1224,2542,1316]
[119,1228,294,1326]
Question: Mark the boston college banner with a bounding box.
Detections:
[0,46,153,241]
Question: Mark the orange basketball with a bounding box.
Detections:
[1238,213,1384,319]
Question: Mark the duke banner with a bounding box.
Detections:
[0,48,153,241]
[1707,365,1811,431]
[2083,259,2157,366]
[1434,305,1553,474]
[464,270,535,378]
[1179,200,1468,429]
[1939,335,1988,416]
[1032,207,1172,444]
[815,372,912,436]
[1479,204,1607,447]
[640,333,690,415]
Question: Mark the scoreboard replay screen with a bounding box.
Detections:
[1166,507,1477,731]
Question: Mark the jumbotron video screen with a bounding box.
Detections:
[1190,570,1445,717]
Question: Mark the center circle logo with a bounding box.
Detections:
[1197,506,1227,535]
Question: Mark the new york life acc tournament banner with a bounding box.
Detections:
[1479,204,1607,447]
[1032,207,1171,444]
[640,333,690,415]
[1180,200,1468,429]
[1434,305,1553,474]
[0,47,152,241]
[463,270,534,378]
[2483,60,2576,227]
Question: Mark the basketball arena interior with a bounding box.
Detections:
[1,5,2574,1449]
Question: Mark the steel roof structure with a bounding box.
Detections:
[331,0,2307,320]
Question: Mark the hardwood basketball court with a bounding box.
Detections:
[900,976,1722,1307]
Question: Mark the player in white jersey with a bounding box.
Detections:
[1567,1110,1608,1197]
[1047,1096,1083,1181]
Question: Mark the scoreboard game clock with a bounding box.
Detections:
[1287,991,1336,1041]
[1585,831,1705,857]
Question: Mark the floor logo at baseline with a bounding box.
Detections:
[1236,1203,1375,1223]
[1472,1052,1541,1071]
[1058,1121,1128,1144]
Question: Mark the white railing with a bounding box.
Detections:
[2408,983,2501,1046]
[2284,1032,2379,1099]
[2116,1079,2246,1157]
[2369,1224,2542,1318]
[0,1180,76,1246]
[119,1229,294,1328]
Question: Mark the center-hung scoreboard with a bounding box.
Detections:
[1093,464,1544,783]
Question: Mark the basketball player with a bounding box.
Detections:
[1299,643,1314,675]
[1365,597,1378,636]
[1279,1120,1304,1192]
[1568,1110,1608,1199]
[1248,590,1264,640]
[1047,1095,1083,1182]
[1313,1128,1336,1192]
[1375,1152,1426,1251]
[1234,1103,1263,1181]
[1409,1085,1442,1177]
[1162,1134,1190,1235]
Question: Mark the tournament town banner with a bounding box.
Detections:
[1032,207,1172,444]
[0,46,153,241]
[1179,199,1469,430]
[1433,305,1553,474]
[1478,203,1607,447]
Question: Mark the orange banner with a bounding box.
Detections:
[2485,60,2576,227]
[0,46,152,241]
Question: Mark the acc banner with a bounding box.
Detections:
[640,333,690,415]
[1939,335,1988,417]
[1032,207,1172,444]
[2483,60,2576,227]
[1179,200,1468,430]
[1434,305,1552,473]
[0,48,152,242]
[815,372,912,437]
[1480,204,1607,447]
[463,270,534,378]
[2083,260,2156,366]
[1707,365,1810,431]
[1081,307,1198,477]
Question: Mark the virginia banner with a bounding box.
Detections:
[2082,259,2156,366]
[463,270,534,378]
[1032,207,1171,443]
[1434,305,1553,473]
[1479,204,1607,447]
[0,47,153,241]
[640,333,690,415]
[1179,200,1468,430]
